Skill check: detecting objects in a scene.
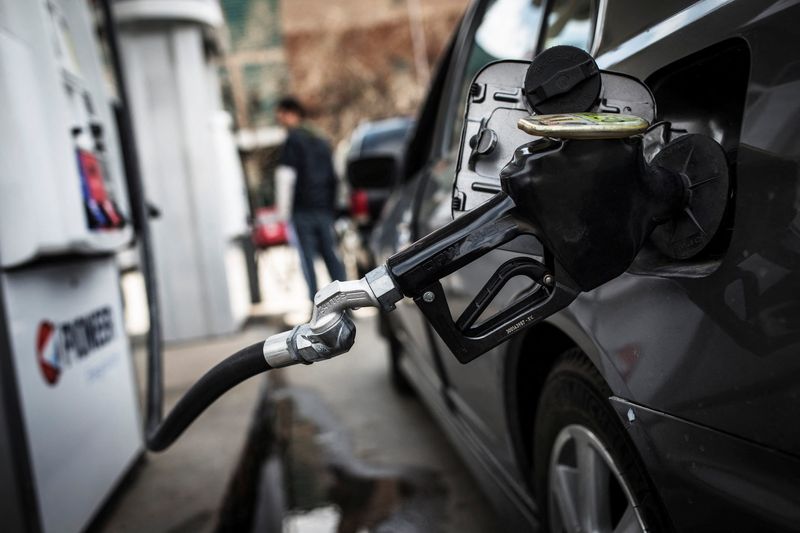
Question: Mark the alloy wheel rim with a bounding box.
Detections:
[548,424,647,533]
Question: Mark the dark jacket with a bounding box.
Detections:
[278,127,337,213]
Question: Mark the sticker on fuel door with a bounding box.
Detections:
[518,112,649,139]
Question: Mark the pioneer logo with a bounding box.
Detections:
[36,321,61,385]
[35,307,115,386]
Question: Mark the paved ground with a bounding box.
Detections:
[274,312,500,533]
[99,250,500,532]
[94,327,271,533]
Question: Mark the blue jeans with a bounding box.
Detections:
[291,211,346,301]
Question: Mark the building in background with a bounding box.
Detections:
[220,0,289,208]
[114,0,251,342]
[281,0,467,141]
[219,0,467,209]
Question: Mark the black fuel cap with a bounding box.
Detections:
[524,45,601,114]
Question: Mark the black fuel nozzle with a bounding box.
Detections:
[500,134,687,291]
[386,124,727,363]
[386,192,581,362]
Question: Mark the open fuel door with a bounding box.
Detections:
[386,46,730,363]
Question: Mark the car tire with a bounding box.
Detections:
[533,348,671,533]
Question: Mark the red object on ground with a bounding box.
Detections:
[252,207,289,248]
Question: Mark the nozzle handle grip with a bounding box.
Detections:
[387,194,528,294]
[386,193,579,363]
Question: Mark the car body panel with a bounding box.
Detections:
[582,0,800,454]
[611,397,800,531]
[373,175,450,385]
[398,345,540,531]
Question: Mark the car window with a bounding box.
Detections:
[542,0,595,51]
[447,0,545,156]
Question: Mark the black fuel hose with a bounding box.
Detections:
[146,341,270,452]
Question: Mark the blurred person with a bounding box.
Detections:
[274,96,346,302]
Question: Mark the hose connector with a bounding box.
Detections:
[262,265,402,368]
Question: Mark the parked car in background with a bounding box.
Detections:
[358,0,800,531]
[338,116,415,277]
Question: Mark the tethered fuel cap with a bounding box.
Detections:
[524,45,601,114]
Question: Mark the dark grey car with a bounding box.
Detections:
[340,117,415,277]
[369,0,800,531]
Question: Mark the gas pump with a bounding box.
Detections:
[139,46,731,452]
[0,1,141,532]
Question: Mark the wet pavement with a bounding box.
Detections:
[218,378,448,532]
[217,312,501,533]
[100,312,500,532]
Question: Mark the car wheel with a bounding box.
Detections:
[533,348,670,533]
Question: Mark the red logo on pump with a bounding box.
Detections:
[34,308,115,385]
[36,321,62,386]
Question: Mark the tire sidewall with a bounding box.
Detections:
[533,349,671,532]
